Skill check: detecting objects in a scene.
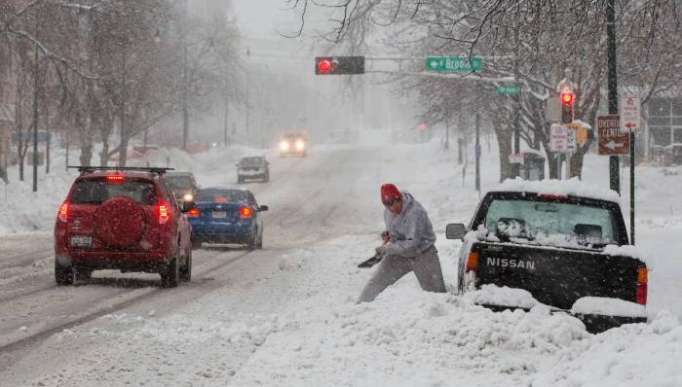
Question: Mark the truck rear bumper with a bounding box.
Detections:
[480,303,647,334]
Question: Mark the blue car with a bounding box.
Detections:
[187,188,268,249]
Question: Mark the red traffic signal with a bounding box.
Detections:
[560,91,574,106]
[316,58,334,74]
[315,56,365,75]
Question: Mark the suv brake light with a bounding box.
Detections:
[158,200,171,224]
[58,202,69,223]
[106,174,124,184]
[239,206,253,219]
[636,266,648,305]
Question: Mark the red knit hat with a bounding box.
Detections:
[380,183,401,205]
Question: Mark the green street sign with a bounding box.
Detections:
[496,84,521,95]
[425,56,482,73]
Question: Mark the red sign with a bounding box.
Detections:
[597,115,629,155]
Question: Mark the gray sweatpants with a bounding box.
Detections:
[357,247,446,303]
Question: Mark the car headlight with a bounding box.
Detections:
[295,139,305,151]
[280,141,290,151]
[183,193,194,202]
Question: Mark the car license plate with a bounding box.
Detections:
[70,235,92,247]
[212,211,227,219]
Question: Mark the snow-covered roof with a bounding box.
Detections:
[490,177,621,203]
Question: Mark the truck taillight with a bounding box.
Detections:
[636,266,648,305]
[158,201,171,224]
[239,206,253,219]
[465,251,479,272]
[58,202,69,223]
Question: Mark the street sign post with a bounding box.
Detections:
[550,124,569,179]
[620,94,640,132]
[597,115,628,155]
[620,93,640,246]
[550,124,569,153]
[425,56,482,73]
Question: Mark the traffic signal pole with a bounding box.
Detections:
[606,0,620,194]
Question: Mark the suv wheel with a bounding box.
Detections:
[160,254,180,288]
[180,248,192,282]
[191,239,202,250]
[75,267,92,282]
[55,259,74,285]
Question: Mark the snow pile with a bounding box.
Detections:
[571,297,647,318]
[532,312,682,387]
[463,284,541,310]
[230,288,590,387]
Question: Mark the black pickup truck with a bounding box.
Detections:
[446,185,648,333]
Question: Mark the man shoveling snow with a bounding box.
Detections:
[357,183,446,303]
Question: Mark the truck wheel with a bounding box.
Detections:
[256,231,263,249]
[55,259,74,285]
[160,254,180,288]
[75,267,92,282]
[180,248,192,282]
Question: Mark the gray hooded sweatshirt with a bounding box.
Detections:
[383,192,437,258]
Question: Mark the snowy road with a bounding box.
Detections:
[0,145,394,385]
[0,144,681,386]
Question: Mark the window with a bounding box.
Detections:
[650,98,671,116]
[650,127,672,146]
[196,189,249,203]
[70,179,157,205]
[164,176,194,190]
[484,199,619,245]
[674,129,682,144]
[672,97,682,116]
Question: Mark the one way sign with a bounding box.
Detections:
[597,115,629,155]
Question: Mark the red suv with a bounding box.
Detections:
[54,167,194,288]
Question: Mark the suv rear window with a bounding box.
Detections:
[165,176,194,190]
[70,178,158,205]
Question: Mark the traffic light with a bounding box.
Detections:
[315,56,365,75]
[560,90,575,124]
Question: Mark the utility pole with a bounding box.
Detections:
[606,0,620,193]
[511,4,521,178]
[444,114,450,150]
[32,39,39,193]
[245,48,250,144]
[475,112,481,192]
[181,0,189,150]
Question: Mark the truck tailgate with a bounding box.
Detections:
[474,242,645,310]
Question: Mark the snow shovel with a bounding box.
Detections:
[358,252,383,268]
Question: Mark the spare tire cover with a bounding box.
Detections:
[94,196,147,248]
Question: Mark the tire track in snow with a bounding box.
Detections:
[0,248,254,370]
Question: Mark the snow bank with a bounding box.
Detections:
[463,284,541,309]
[532,312,682,387]
[571,297,646,318]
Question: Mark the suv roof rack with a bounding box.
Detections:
[68,166,175,175]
